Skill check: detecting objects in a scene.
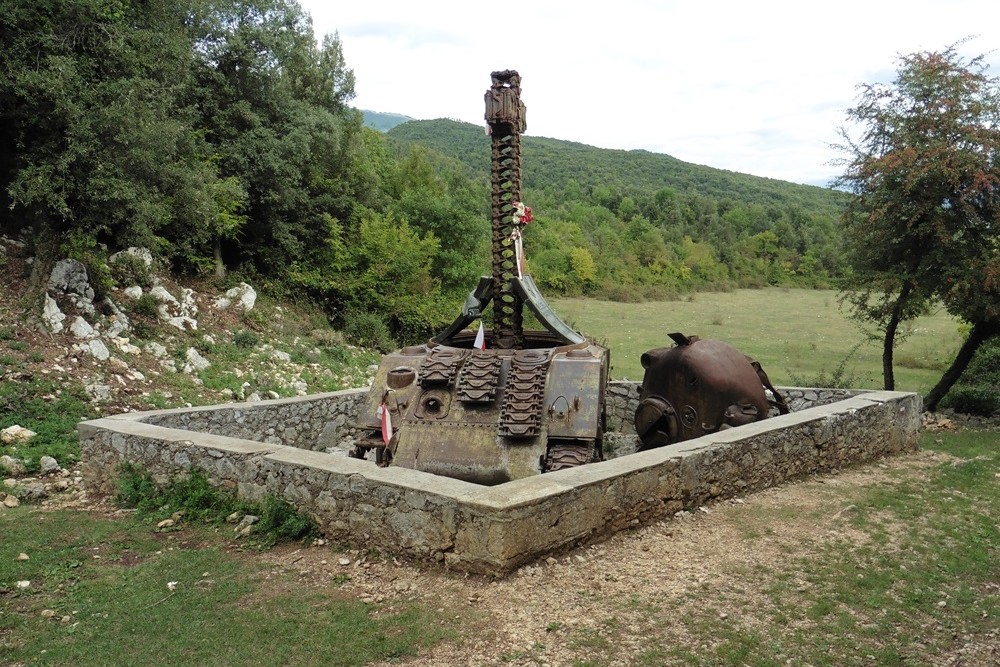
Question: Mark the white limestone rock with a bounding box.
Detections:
[183,347,211,373]
[145,342,168,358]
[86,384,112,401]
[166,316,198,331]
[214,282,256,312]
[1,426,37,444]
[39,456,60,475]
[42,294,66,333]
[0,455,26,475]
[70,316,95,339]
[123,286,144,299]
[112,337,141,355]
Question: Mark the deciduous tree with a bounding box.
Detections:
[835,44,1000,402]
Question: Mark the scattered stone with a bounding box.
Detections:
[157,519,175,529]
[265,390,280,400]
[50,479,70,492]
[22,483,47,501]
[145,342,168,358]
[225,511,242,524]
[77,339,111,361]
[17,553,29,561]
[246,392,262,402]
[39,456,60,475]
[167,316,198,331]
[70,316,95,339]
[338,557,351,566]
[123,286,144,299]
[183,347,211,373]
[149,285,179,308]
[236,514,259,536]
[85,384,112,401]
[214,282,257,312]
[16,580,30,589]
[41,293,66,333]
[2,425,37,444]
[60,615,71,624]
[272,349,291,363]
[3,495,20,508]
[41,609,56,619]
[0,456,25,476]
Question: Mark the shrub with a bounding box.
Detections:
[940,385,999,416]
[131,293,161,319]
[233,330,259,349]
[941,338,1000,415]
[342,309,395,351]
[109,252,153,288]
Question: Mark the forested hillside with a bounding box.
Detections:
[0,0,849,349]
[391,119,849,300]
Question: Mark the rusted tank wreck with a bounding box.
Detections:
[350,71,787,484]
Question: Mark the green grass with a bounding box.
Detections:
[0,378,96,472]
[0,509,448,666]
[553,288,961,392]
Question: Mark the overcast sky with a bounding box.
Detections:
[298,1,999,187]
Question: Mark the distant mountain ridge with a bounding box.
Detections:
[387,119,848,216]
[361,110,415,132]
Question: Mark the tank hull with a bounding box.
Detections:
[353,332,608,485]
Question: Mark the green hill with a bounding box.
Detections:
[388,119,848,217]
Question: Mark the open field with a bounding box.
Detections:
[553,288,962,393]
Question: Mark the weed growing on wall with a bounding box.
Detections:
[114,464,317,547]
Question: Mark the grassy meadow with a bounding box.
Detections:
[553,288,962,393]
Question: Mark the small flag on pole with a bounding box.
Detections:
[474,321,486,350]
[377,396,392,444]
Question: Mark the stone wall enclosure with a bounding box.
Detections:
[80,385,921,575]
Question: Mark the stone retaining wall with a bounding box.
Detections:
[140,388,367,451]
[79,389,920,576]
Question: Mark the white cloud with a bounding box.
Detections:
[302,0,1000,186]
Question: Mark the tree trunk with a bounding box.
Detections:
[882,283,913,391]
[214,238,226,278]
[924,321,1000,412]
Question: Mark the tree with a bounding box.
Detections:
[835,44,1000,402]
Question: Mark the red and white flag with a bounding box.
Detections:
[474,321,486,350]
[377,398,392,444]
